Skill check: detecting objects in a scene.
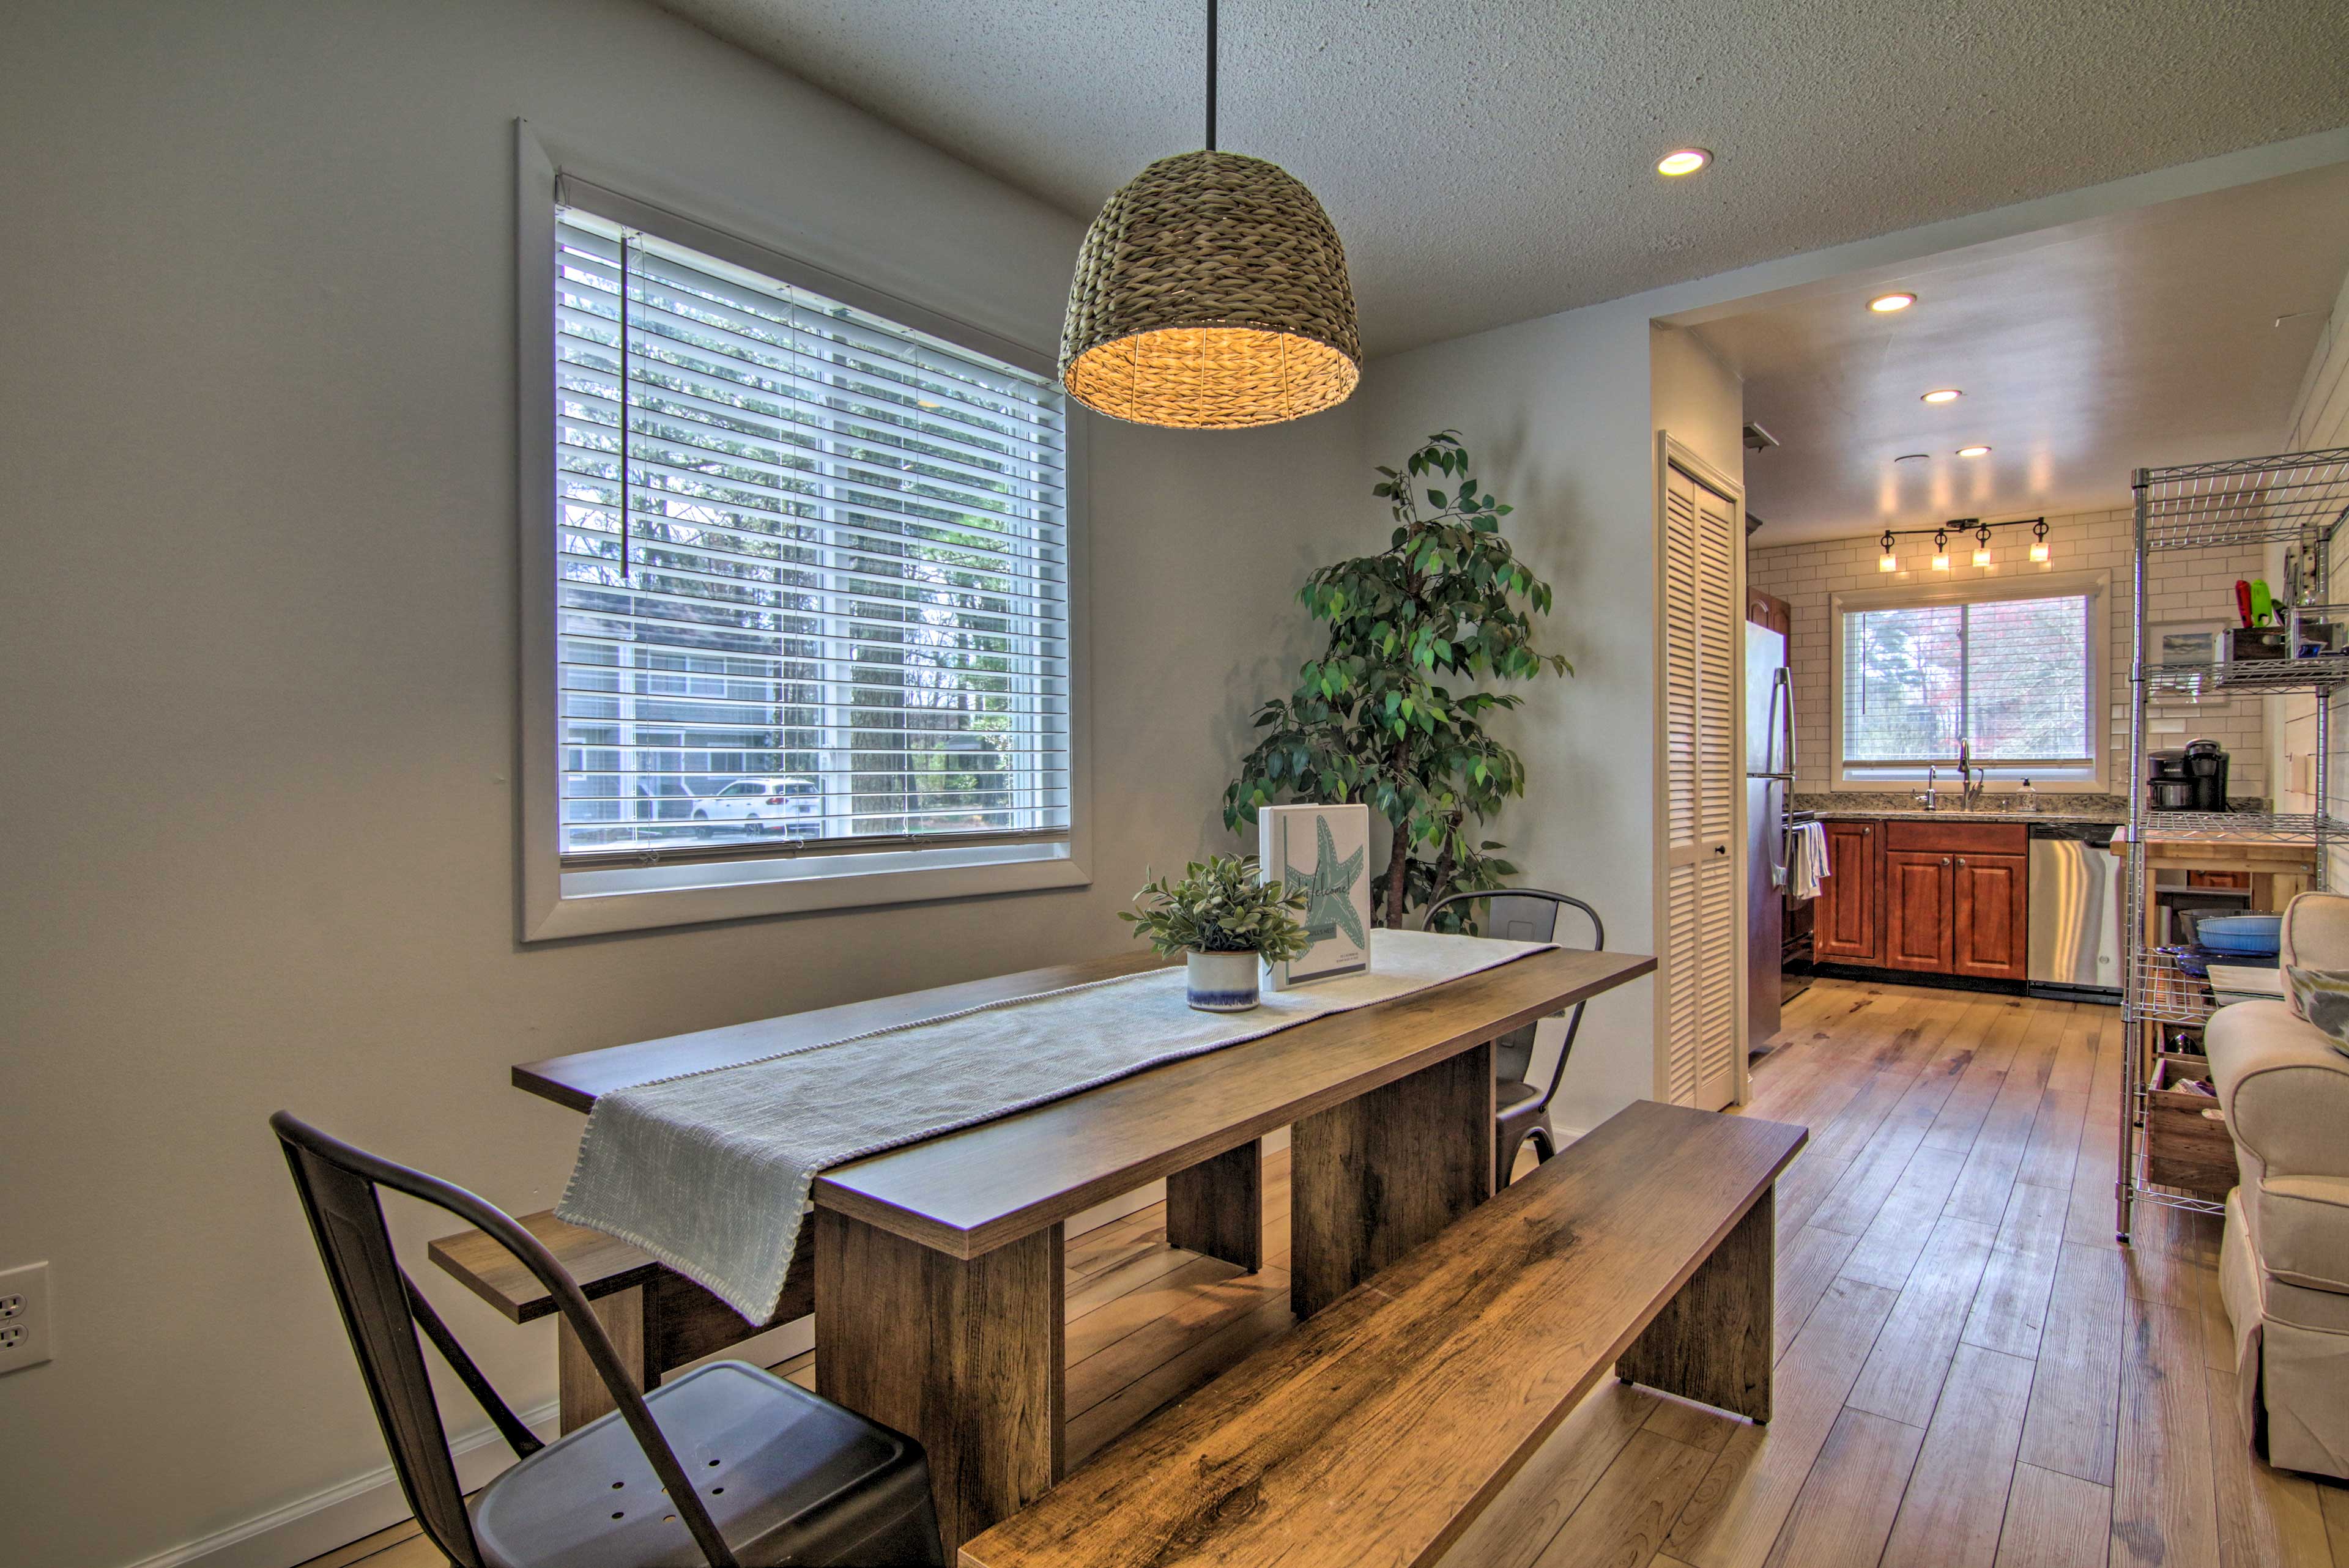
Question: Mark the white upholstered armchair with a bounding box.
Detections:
[2204,890,2349,1478]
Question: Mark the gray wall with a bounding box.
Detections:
[1356,302,1688,1137]
[0,4,1365,1564]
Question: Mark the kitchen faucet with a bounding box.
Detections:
[1916,745,1984,812]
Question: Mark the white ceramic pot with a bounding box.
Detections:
[1185,949,1261,1012]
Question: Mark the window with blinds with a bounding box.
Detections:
[551,204,1070,867]
[1840,590,2093,767]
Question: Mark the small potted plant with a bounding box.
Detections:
[1121,855,1312,1012]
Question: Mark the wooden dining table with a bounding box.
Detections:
[513,941,1655,1550]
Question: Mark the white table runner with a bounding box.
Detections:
[557,930,1549,1320]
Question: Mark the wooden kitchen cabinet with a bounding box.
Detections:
[1883,850,1956,972]
[1816,817,2032,983]
[1952,852,2030,980]
[1814,819,1881,963]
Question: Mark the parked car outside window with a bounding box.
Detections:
[692,778,822,838]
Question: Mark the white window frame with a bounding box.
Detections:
[1827,568,2110,794]
[515,123,1090,941]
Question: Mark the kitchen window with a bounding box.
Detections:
[1828,571,2109,791]
[517,136,1086,939]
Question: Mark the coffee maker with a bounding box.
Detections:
[2149,741,2228,812]
[2184,738,2229,812]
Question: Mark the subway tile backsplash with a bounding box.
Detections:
[1747,505,2268,801]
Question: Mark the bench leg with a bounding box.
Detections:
[1616,1185,1775,1423]
[1166,1138,1264,1272]
[556,1284,657,1435]
[814,1208,1064,1554]
[1291,1041,1494,1319]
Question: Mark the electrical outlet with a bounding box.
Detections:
[0,1263,53,1374]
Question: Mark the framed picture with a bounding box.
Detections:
[1258,803,1371,989]
[2147,617,2230,707]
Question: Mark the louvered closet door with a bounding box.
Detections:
[1660,466,1742,1111]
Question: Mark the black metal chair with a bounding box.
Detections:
[269,1112,944,1568]
[1422,889,1605,1191]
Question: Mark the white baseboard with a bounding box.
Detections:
[121,1397,559,1568]
[119,1139,1290,1568]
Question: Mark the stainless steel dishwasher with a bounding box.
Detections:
[2027,822,2124,997]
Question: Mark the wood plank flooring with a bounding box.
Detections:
[302,978,2343,1568]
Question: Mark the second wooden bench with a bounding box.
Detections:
[960,1099,1806,1568]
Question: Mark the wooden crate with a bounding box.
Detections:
[2144,1052,2236,1197]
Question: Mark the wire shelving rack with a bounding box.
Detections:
[2119,448,2349,1238]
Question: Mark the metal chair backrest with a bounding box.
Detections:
[269,1112,740,1568]
[1422,889,1605,1112]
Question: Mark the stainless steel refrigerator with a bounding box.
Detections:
[1745,622,1795,1048]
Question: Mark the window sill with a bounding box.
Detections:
[525,840,1089,941]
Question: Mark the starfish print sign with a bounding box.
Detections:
[1285,815,1367,949]
[1260,803,1373,988]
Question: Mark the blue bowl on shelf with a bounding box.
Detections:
[2195,914,2282,955]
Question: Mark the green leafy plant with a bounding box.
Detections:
[1223,431,1570,930]
[1121,855,1313,961]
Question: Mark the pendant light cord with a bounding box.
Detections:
[1205,0,1217,150]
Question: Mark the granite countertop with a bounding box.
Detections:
[1804,808,2129,824]
[1793,791,2131,826]
[1793,790,2263,827]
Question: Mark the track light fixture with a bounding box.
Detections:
[1871,516,2052,572]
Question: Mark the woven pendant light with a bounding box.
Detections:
[1060,1,1360,429]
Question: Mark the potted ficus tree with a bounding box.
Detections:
[1225,431,1570,930]
[1121,855,1312,1012]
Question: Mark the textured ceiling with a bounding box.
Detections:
[650,0,2349,354]
[1701,162,2349,545]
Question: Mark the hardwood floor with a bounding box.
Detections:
[303,978,2343,1568]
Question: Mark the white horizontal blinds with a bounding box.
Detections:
[552,207,1070,861]
[1844,604,1962,762]
[1841,596,2089,765]
[1964,596,2088,761]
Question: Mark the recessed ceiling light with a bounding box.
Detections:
[1922,388,1962,404]
[1657,148,1711,177]
[1869,292,1917,312]
[1894,453,1930,462]
[1957,445,1991,457]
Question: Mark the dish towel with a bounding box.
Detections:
[1786,821,1828,903]
[558,929,1552,1322]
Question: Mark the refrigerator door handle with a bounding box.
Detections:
[1762,667,1786,777]
[1776,667,1797,778]
[1766,775,1790,888]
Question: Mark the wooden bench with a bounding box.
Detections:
[427,1210,810,1433]
[959,1100,1806,1568]
[425,1136,1269,1437]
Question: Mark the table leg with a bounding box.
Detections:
[814,1208,1064,1552]
[1166,1137,1264,1271]
[1616,1185,1774,1422]
[1290,1041,1494,1318]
